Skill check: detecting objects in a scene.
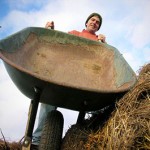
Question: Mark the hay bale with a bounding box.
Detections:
[0,139,21,150]
[62,63,150,150]
[61,124,91,150]
[138,63,150,77]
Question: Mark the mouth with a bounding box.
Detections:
[90,25,96,30]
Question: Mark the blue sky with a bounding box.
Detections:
[0,0,150,141]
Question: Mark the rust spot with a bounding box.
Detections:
[37,52,46,58]
[34,71,39,74]
[40,53,46,58]
[84,63,101,74]
[92,64,101,74]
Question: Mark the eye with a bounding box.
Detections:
[91,18,95,21]
[96,21,100,24]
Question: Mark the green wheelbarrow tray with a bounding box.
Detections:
[0,27,137,111]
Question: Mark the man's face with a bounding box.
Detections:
[86,16,100,33]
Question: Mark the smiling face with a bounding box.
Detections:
[86,16,100,34]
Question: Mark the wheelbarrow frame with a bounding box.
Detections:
[0,27,137,149]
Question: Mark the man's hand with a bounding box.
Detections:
[98,34,106,43]
[45,21,54,29]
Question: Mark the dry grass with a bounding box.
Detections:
[0,139,22,150]
[62,63,150,150]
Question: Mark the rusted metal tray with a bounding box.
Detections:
[0,27,137,111]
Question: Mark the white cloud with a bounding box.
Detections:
[0,65,30,141]
[122,2,150,49]
[130,22,150,49]
[143,47,150,63]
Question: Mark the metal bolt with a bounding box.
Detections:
[84,100,87,105]
[24,140,29,145]
[34,87,40,93]
[34,87,38,93]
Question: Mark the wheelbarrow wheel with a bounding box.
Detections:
[39,110,64,150]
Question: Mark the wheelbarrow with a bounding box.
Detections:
[0,27,137,150]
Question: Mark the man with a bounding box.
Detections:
[31,12,106,149]
[45,13,106,42]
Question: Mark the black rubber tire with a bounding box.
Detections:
[39,110,64,150]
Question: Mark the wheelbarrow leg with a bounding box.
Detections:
[76,100,87,124]
[76,111,86,124]
[22,87,41,150]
